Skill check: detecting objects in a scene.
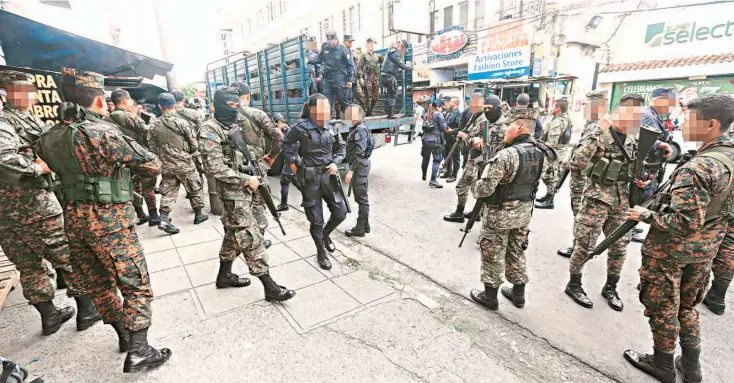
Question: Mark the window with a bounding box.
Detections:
[357,2,361,31]
[349,6,355,35]
[323,17,331,35]
[430,10,438,35]
[319,21,324,42]
[474,0,486,28]
[279,0,284,15]
[342,10,347,35]
[247,18,252,35]
[498,0,516,21]
[418,35,423,43]
[459,1,468,27]
[444,6,453,28]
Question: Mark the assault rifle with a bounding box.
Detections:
[227,125,286,236]
[459,122,493,248]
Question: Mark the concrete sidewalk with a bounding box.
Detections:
[0,185,612,382]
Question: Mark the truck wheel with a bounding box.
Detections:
[268,154,284,176]
[666,141,681,163]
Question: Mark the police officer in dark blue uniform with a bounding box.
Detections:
[421,99,447,188]
[283,94,347,270]
[343,104,373,237]
[381,39,412,118]
[305,36,323,96]
[441,97,461,183]
[343,34,357,105]
[274,113,301,211]
[315,31,355,118]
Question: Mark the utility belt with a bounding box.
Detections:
[0,169,61,192]
[58,168,132,203]
[583,156,633,186]
[325,68,346,76]
[297,165,329,184]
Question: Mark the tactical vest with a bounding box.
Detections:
[297,121,340,168]
[108,111,147,146]
[155,118,189,152]
[346,125,374,162]
[239,108,265,153]
[488,139,544,206]
[39,122,132,203]
[699,146,734,222]
[364,53,380,75]
[583,139,633,186]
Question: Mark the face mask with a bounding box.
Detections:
[484,109,502,122]
[213,89,239,126]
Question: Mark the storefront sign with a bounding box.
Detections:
[645,20,734,47]
[454,69,468,80]
[413,66,431,83]
[468,21,531,80]
[0,65,63,125]
[611,76,734,108]
[428,26,469,63]
[413,90,434,102]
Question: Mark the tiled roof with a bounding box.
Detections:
[600,53,734,73]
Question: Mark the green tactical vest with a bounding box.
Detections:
[239,107,265,153]
[39,122,132,203]
[583,140,633,186]
[109,111,147,147]
[699,146,734,221]
[155,118,189,152]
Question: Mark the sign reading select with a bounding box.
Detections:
[645,21,734,47]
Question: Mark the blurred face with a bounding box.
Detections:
[310,98,331,127]
[682,109,721,142]
[584,99,607,121]
[277,121,286,130]
[450,98,459,110]
[552,105,561,115]
[5,84,37,110]
[328,40,338,48]
[469,96,484,114]
[652,95,676,116]
[366,41,374,52]
[344,41,352,49]
[238,94,250,106]
[612,102,643,134]
[504,119,530,143]
[345,105,363,126]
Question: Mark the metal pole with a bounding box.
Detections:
[591,62,600,90]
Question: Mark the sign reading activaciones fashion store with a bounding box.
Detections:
[468,20,531,80]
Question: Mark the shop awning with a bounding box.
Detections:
[0,10,173,79]
[600,53,734,73]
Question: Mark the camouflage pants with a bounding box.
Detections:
[456,160,477,206]
[0,215,85,304]
[354,81,366,108]
[67,225,152,331]
[639,256,711,352]
[569,169,586,216]
[218,199,269,276]
[541,148,566,195]
[364,74,380,111]
[132,174,157,211]
[480,227,530,288]
[569,197,630,276]
[713,225,734,282]
[159,171,204,213]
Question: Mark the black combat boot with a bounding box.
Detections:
[111,322,129,353]
[345,217,366,237]
[623,348,676,383]
[602,274,624,311]
[422,172,427,181]
[276,202,289,212]
[134,205,149,225]
[536,193,550,203]
[534,193,555,209]
[429,180,443,188]
[470,284,499,310]
[33,301,75,336]
[215,260,251,288]
[565,273,593,308]
[557,244,573,258]
[703,278,729,315]
[193,208,209,225]
[55,268,68,289]
[501,284,526,308]
[675,345,702,383]
[364,217,371,233]
[316,241,332,270]
[323,223,338,252]
[443,204,465,223]
[123,328,172,373]
[74,295,102,331]
[258,273,296,302]
[447,175,457,183]
[157,212,180,235]
[439,171,449,179]
[148,208,160,226]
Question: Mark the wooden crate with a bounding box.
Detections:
[0,248,20,311]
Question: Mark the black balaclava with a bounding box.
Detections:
[213,87,240,126]
[484,95,502,123]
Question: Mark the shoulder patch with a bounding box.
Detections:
[200,130,221,143]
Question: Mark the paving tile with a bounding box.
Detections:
[266,243,301,267]
[194,280,265,316]
[305,253,358,278]
[141,235,175,254]
[282,236,317,258]
[264,230,281,245]
[3,284,27,307]
[145,249,182,273]
[185,257,249,288]
[332,270,396,305]
[269,259,326,290]
[268,224,310,242]
[177,240,221,265]
[171,227,222,248]
[280,280,361,329]
[150,266,193,297]
[212,224,225,236]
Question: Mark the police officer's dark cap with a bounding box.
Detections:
[433,99,445,108]
[651,88,676,99]
[367,38,375,43]
[158,92,176,107]
[344,34,355,42]
[272,113,287,123]
[308,36,317,42]
[171,89,185,102]
[401,39,409,48]
[326,31,338,41]
[231,81,251,96]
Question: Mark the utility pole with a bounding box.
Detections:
[153,0,178,90]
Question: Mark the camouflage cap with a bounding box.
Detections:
[0,70,34,87]
[507,107,538,123]
[586,89,608,100]
[61,67,104,90]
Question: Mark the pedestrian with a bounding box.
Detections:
[623,93,734,383]
[197,87,296,301]
[704,224,734,315]
[643,87,676,141]
[148,93,208,234]
[283,93,347,270]
[171,89,204,137]
[230,81,283,245]
[36,67,170,372]
[305,36,323,96]
[535,99,571,209]
[469,107,552,310]
[360,38,382,116]
[0,71,101,336]
[444,94,502,223]
[557,90,608,258]
[274,112,301,212]
[440,97,461,183]
[421,99,448,188]
[344,104,373,237]
[380,39,412,118]
[314,31,354,118]
[106,88,159,226]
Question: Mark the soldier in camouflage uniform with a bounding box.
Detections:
[106,89,160,226]
[704,224,734,315]
[171,89,204,138]
[36,68,170,373]
[198,86,295,301]
[623,94,734,383]
[470,108,552,310]
[535,99,572,209]
[148,93,208,234]
[0,71,101,336]
[352,48,366,107]
[359,38,382,116]
[230,81,283,247]
[444,94,504,223]
[557,90,608,258]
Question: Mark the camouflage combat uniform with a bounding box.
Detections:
[540,112,571,195]
[197,118,269,275]
[0,102,87,304]
[568,120,598,215]
[454,112,489,206]
[353,50,366,108]
[234,107,283,232]
[359,51,382,114]
[35,69,161,331]
[176,106,204,137]
[148,111,204,215]
[106,109,158,213]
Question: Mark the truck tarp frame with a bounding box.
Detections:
[0,10,173,79]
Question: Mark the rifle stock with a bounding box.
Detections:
[459,198,485,248]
